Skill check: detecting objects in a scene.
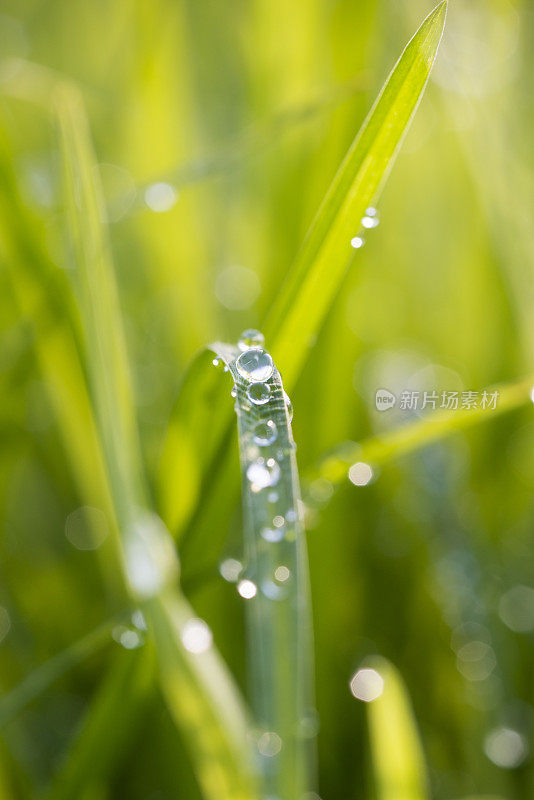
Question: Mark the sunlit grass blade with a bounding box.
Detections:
[265,1,448,387]
[209,337,315,799]
[56,86,257,800]
[0,619,115,727]
[307,374,533,490]
[364,657,429,800]
[47,647,155,800]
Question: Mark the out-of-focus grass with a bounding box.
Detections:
[1,1,534,799]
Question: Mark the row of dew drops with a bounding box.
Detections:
[350,206,380,250]
[214,329,297,605]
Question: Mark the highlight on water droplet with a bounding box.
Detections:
[261,526,285,543]
[236,349,274,382]
[253,419,277,446]
[361,206,380,229]
[348,461,373,486]
[350,235,365,250]
[349,667,384,702]
[144,181,178,212]
[181,618,213,654]
[237,578,257,599]
[246,381,270,406]
[219,558,243,582]
[257,731,282,757]
[246,458,280,491]
[238,329,265,351]
[230,386,237,398]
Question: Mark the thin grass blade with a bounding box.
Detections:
[209,337,315,799]
[365,657,429,800]
[265,1,448,386]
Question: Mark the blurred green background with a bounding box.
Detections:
[1,0,534,798]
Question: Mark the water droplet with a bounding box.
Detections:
[274,565,290,582]
[246,458,280,490]
[253,420,277,446]
[112,625,144,650]
[237,579,257,599]
[350,236,365,250]
[348,462,373,486]
[181,618,212,654]
[144,182,178,212]
[257,732,282,757]
[219,558,243,582]
[261,526,285,543]
[283,391,293,422]
[361,206,380,229]
[246,382,270,406]
[236,349,274,382]
[484,727,528,769]
[238,329,265,351]
[231,386,237,398]
[349,668,384,702]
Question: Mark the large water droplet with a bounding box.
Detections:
[283,391,293,422]
[247,381,270,406]
[236,349,274,382]
[246,457,280,489]
[350,235,365,250]
[253,419,277,446]
[361,206,380,229]
[238,329,265,351]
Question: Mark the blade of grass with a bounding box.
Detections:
[47,646,155,800]
[0,618,116,727]
[307,374,534,489]
[265,1,448,387]
[55,84,257,800]
[365,657,429,800]
[157,2,447,563]
[209,338,315,799]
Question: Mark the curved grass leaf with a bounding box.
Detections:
[307,374,533,490]
[265,1,448,387]
[157,1,447,558]
[210,338,315,799]
[56,85,256,800]
[365,657,429,800]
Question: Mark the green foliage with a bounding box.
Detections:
[1,1,533,799]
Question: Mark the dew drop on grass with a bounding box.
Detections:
[253,419,277,446]
[261,526,285,543]
[231,386,237,398]
[237,578,257,599]
[236,349,274,382]
[257,731,282,757]
[350,235,365,249]
[283,391,293,422]
[247,458,280,489]
[238,328,265,351]
[361,206,380,229]
[181,618,212,654]
[247,381,270,405]
[219,558,243,582]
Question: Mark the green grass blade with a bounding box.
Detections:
[56,85,256,800]
[0,620,115,727]
[265,1,447,387]
[210,337,315,799]
[308,374,533,489]
[47,647,155,800]
[365,657,429,800]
